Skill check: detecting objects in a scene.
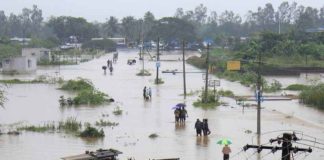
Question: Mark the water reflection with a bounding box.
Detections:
[195,136,209,147]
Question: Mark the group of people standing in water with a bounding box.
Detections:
[195,118,211,136]
[174,107,188,123]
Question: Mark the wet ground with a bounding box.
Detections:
[0,49,324,160]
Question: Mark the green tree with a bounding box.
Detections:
[47,16,98,42]
[103,16,119,37]
[149,17,196,42]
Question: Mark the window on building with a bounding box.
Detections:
[31,53,36,56]
[5,59,10,64]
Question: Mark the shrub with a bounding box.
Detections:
[299,84,324,110]
[285,84,309,91]
[73,90,109,105]
[60,78,94,91]
[80,126,105,138]
[218,89,235,97]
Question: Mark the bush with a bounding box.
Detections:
[80,126,105,138]
[299,84,324,110]
[218,89,235,97]
[263,80,282,93]
[285,84,309,91]
[60,78,94,91]
[73,90,109,105]
[193,88,220,109]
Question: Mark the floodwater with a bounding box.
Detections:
[0,49,324,160]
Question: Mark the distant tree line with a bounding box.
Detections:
[0,2,323,45]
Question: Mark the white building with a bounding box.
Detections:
[22,48,51,62]
[1,56,37,74]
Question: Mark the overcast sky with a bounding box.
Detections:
[0,0,322,22]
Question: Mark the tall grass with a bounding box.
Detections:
[58,117,82,132]
[299,84,324,110]
[17,123,56,132]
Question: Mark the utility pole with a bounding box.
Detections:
[204,43,210,103]
[244,133,312,160]
[257,50,262,135]
[182,40,187,98]
[278,12,281,34]
[155,37,160,83]
[142,40,145,72]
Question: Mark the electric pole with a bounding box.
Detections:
[142,40,145,73]
[204,43,210,103]
[182,40,187,98]
[155,37,160,83]
[257,50,262,135]
[244,133,312,160]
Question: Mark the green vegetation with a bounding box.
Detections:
[0,76,64,84]
[285,84,309,91]
[59,78,110,106]
[112,107,123,115]
[179,90,200,96]
[0,79,42,84]
[95,119,119,127]
[263,80,282,93]
[217,89,235,98]
[60,78,94,91]
[80,126,105,138]
[0,43,21,60]
[73,90,109,105]
[148,133,158,139]
[58,117,82,132]
[154,78,164,84]
[193,89,220,109]
[17,123,55,132]
[82,39,116,52]
[136,70,151,76]
[299,84,324,110]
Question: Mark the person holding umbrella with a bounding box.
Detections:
[222,144,231,160]
[218,139,232,160]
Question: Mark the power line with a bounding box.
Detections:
[244,132,312,160]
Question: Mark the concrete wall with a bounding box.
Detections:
[2,56,37,73]
[22,48,51,62]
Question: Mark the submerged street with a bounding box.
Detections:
[0,49,323,160]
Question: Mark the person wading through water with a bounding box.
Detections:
[194,119,203,136]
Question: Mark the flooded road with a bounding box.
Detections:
[0,49,324,160]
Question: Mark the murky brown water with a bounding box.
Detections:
[0,49,323,160]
